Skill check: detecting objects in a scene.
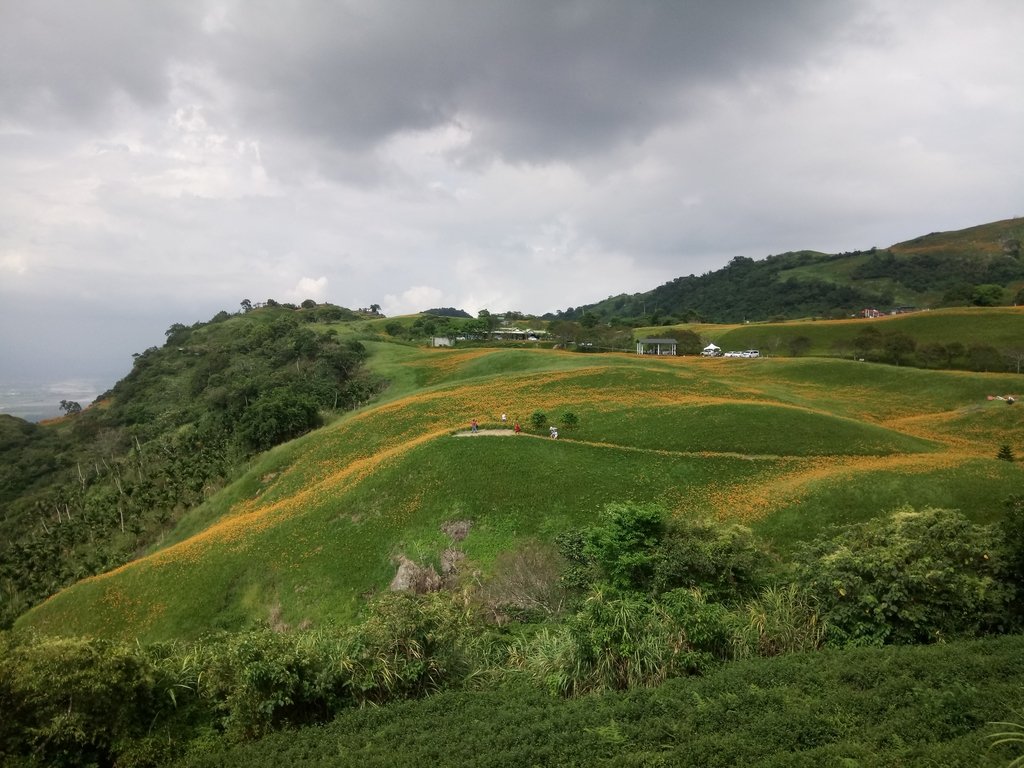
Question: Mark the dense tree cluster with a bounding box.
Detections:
[556,224,1024,325]
[558,251,895,325]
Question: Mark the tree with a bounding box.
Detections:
[240,298,253,312]
[59,400,82,416]
[561,412,579,430]
[998,445,1016,462]
[788,336,812,357]
[883,332,916,366]
[164,323,190,346]
[669,329,704,356]
[369,303,381,314]
[853,327,882,357]
[238,388,320,452]
[797,506,1012,645]
[968,343,1004,372]
[300,299,317,309]
[917,342,950,369]
[477,309,499,332]
[548,320,581,347]
[584,503,667,591]
[972,283,1005,307]
[1005,348,1024,374]
[580,311,599,329]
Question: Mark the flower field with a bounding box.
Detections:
[18,348,1024,640]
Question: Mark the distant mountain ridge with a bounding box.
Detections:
[553,218,1024,324]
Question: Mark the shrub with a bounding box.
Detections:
[583,503,666,592]
[652,517,768,601]
[477,540,568,621]
[998,444,1016,462]
[731,584,825,658]
[796,506,1013,646]
[0,635,171,767]
[529,411,548,431]
[555,589,704,695]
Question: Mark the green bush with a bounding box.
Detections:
[583,503,666,591]
[0,635,169,767]
[556,589,705,694]
[529,411,548,431]
[652,517,768,601]
[797,506,1014,645]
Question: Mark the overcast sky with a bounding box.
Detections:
[2,0,1023,385]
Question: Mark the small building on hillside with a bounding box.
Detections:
[636,338,677,356]
[431,337,452,347]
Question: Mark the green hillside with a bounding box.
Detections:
[5,226,1024,767]
[562,217,1024,323]
[18,345,1024,640]
[642,305,1024,363]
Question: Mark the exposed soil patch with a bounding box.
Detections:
[441,519,472,542]
[452,428,517,436]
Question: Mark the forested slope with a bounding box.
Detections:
[0,303,379,627]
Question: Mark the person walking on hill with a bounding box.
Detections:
[514,420,521,435]
[471,419,478,433]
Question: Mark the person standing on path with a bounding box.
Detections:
[471,419,478,433]
[514,420,521,434]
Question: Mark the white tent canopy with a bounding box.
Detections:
[703,343,720,351]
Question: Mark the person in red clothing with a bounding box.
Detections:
[513,420,521,434]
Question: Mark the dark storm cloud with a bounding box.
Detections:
[0,0,198,127]
[207,1,861,162]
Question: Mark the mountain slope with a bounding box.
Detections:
[18,346,1024,640]
[559,217,1024,323]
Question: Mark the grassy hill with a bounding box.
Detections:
[641,305,1024,361]
[18,343,1024,640]
[562,217,1024,323]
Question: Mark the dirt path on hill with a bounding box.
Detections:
[453,428,520,437]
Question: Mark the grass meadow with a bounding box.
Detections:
[18,344,1024,640]
[644,305,1024,358]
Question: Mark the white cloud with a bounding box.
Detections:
[0,251,28,275]
[383,285,444,316]
[287,276,329,303]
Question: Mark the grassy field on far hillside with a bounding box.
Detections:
[640,306,1024,359]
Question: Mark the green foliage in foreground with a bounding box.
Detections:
[4,502,1023,767]
[175,635,1024,768]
